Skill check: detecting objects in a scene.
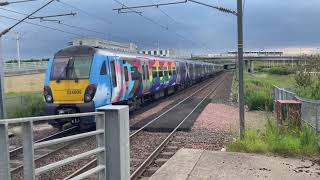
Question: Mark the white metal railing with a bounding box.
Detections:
[0,105,130,180]
[4,62,48,75]
[273,86,320,132]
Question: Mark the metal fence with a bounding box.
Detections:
[4,62,48,76]
[273,86,320,132]
[5,96,29,118]
[0,105,130,180]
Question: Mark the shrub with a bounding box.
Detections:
[228,119,320,156]
[294,71,313,87]
[8,94,45,118]
[244,79,273,111]
[228,129,268,153]
[268,67,295,75]
[296,79,320,100]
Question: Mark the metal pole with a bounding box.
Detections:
[16,32,21,69]
[237,0,245,139]
[0,37,6,119]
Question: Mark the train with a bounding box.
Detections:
[43,45,224,129]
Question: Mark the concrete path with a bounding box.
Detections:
[149,148,320,180]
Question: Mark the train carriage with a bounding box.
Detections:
[44,45,222,129]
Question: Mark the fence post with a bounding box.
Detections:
[280,88,284,100]
[0,123,10,180]
[98,105,130,180]
[316,105,319,133]
[22,121,35,180]
[96,113,106,180]
[273,87,276,111]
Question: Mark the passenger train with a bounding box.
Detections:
[43,45,224,129]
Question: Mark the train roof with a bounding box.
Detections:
[55,45,217,66]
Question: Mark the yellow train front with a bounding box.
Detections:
[44,45,222,129]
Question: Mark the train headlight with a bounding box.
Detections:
[45,95,53,102]
[84,94,92,102]
[44,86,53,103]
[84,84,96,103]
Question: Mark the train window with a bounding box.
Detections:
[172,69,176,75]
[100,61,107,75]
[164,70,168,77]
[152,67,158,78]
[159,69,164,77]
[110,61,117,87]
[142,65,146,80]
[124,67,129,81]
[146,65,149,80]
[131,67,140,80]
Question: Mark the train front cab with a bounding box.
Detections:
[44,46,113,129]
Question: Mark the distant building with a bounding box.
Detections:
[69,37,138,53]
[138,49,176,57]
[227,51,283,57]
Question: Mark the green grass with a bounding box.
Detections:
[6,92,45,118]
[245,72,295,88]
[6,91,42,97]
[228,119,320,156]
[244,72,294,111]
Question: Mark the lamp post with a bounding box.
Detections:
[0,35,6,118]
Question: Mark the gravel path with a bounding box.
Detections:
[171,71,236,151]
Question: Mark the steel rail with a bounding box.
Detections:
[129,74,222,138]
[9,126,78,158]
[9,126,79,174]
[65,73,227,180]
[11,141,74,174]
[130,73,228,179]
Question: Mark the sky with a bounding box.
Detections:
[1,0,320,60]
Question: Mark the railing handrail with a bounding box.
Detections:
[0,112,104,124]
[273,85,320,104]
[0,106,130,180]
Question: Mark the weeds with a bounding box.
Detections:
[268,67,295,75]
[244,79,273,111]
[228,119,320,156]
[7,94,45,118]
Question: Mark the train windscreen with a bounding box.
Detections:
[50,56,92,80]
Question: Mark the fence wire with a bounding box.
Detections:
[273,86,320,132]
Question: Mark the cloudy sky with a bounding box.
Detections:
[0,0,320,60]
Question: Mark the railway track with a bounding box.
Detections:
[10,126,79,176]
[65,72,229,180]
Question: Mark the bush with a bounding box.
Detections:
[244,79,273,111]
[268,67,295,75]
[8,94,45,118]
[294,71,313,87]
[296,81,320,100]
[245,91,273,111]
[228,119,320,156]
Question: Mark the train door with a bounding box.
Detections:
[176,62,180,84]
[141,59,149,93]
[93,58,112,107]
[108,56,122,103]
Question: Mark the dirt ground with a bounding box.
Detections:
[5,73,45,93]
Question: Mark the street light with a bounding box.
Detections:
[0,0,37,6]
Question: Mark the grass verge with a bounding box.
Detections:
[228,119,320,156]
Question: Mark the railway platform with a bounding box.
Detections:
[149,148,320,180]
